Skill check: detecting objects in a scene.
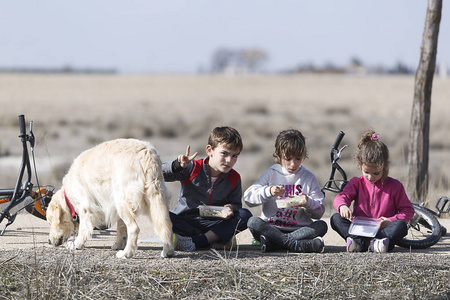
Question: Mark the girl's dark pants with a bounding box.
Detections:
[330,212,408,252]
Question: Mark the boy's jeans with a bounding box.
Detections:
[170,208,252,243]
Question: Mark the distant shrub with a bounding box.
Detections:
[245,106,269,115]
[158,126,178,138]
[143,127,154,137]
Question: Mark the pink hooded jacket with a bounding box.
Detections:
[334,176,414,222]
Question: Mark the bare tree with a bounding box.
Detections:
[210,47,268,73]
[238,48,268,71]
[407,0,442,201]
[210,48,236,73]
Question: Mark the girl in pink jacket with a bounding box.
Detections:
[330,130,414,253]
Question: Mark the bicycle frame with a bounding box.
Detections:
[322,131,348,194]
[0,115,54,235]
[435,196,450,217]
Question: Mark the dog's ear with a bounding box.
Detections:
[54,202,63,226]
[47,190,63,226]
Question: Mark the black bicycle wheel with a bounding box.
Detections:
[420,205,447,236]
[441,225,447,236]
[25,204,47,220]
[397,204,442,249]
[24,188,53,221]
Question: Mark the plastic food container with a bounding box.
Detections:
[276,195,307,208]
[199,205,231,218]
[349,217,382,237]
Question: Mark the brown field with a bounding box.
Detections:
[1,73,449,215]
[1,73,450,299]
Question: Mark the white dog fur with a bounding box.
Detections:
[46,139,174,259]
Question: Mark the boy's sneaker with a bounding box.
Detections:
[211,235,237,251]
[173,234,196,251]
[260,235,275,253]
[346,237,363,253]
[370,238,389,253]
[251,238,261,246]
[293,237,324,253]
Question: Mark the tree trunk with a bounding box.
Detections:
[407,0,442,202]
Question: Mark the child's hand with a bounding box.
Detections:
[270,185,286,197]
[379,217,391,229]
[297,193,308,207]
[178,145,198,168]
[223,204,234,220]
[339,205,352,220]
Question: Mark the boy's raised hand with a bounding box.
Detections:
[178,145,198,168]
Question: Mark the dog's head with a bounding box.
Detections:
[46,189,75,246]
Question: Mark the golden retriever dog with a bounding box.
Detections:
[46,139,174,259]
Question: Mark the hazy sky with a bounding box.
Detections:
[1,1,449,73]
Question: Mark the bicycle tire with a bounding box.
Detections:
[25,204,47,221]
[24,187,53,221]
[420,205,447,236]
[397,204,442,249]
[441,225,447,236]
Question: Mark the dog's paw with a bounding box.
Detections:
[66,240,76,250]
[161,243,175,258]
[66,240,85,250]
[161,249,175,258]
[116,250,132,259]
[112,241,126,250]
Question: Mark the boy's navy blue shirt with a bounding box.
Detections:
[162,157,243,215]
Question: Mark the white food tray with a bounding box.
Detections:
[349,216,382,237]
[276,195,307,208]
[199,205,231,218]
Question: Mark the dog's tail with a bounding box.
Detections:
[141,146,174,253]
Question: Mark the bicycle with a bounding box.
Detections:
[0,115,54,235]
[321,131,447,249]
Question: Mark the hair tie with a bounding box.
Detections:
[371,133,379,141]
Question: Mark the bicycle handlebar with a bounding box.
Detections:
[332,131,345,150]
[330,131,345,162]
[19,115,26,137]
[322,131,348,194]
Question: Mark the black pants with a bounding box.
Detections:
[247,216,328,251]
[170,208,252,244]
[330,213,408,252]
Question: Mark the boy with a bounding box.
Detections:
[163,126,252,251]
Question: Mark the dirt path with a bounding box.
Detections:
[1,213,449,255]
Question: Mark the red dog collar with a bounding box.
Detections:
[64,190,77,218]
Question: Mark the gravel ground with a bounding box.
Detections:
[2,213,450,254]
[1,214,450,299]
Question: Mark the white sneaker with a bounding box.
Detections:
[346,237,363,253]
[173,234,196,251]
[370,238,389,253]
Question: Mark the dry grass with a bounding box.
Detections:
[1,247,449,299]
